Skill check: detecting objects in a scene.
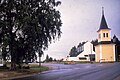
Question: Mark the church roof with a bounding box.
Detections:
[98,41,113,44]
[97,7,111,32]
[94,40,115,46]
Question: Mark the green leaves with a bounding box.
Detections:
[0,0,62,67]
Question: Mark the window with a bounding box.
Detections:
[99,34,101,38]
[82,46,84,51]
[84,55,88,57]
[103,33,105,37]
[79,57,87,60]
[106,33,108,37]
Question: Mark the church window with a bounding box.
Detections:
[106,33,108,37]
[79,57,86,60]
[99,34,101,38]
[103,33,105,37]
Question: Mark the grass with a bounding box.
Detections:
[30,66,49,73]
[63,61,91,64]
[63,61,116,64]
[0,63,49,79]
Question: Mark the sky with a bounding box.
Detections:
[42,0,120,60]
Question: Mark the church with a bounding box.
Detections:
[66,8,120,62]
[95,8,116,62]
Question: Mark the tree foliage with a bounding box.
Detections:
[45,54,49,62]
[45,54,53,62]
[0,0,62,69]
[69,46,77,57]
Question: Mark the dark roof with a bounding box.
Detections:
[98,41,113,44]
[70,51,83,57]
[113,35,120,45]
[95,41,114,46]
[97,13,111,32]
[77,42,86,47]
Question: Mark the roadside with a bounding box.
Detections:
[0,62,117,80]
[11,63,120,80]
[0,63,49,80]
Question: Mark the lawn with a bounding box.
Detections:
[0,63,49,80]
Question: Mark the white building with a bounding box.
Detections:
[67,41,96,61]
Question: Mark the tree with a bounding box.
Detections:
[113,35,120,44]
[49,57,53,62]
[0,20,10,67]
[69,46,77,57]
[0,0,62,70]
[91,39,98,51]
[45,54,49,62]
[38,50,43,67]
[53,58,57,61]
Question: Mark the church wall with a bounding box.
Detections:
[95,45,100,62]
[95,44,115,62]
[101,44,115,62]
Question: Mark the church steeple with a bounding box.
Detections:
[97,7,111,42]
[98,7,110,31]
[95,7,116,63]
[102,7,104,15]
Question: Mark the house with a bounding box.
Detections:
[95,8,116,62]
[67,41,96,61]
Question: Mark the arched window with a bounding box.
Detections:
[99,34,101,38]
[103,33,105,37]
[106,33,108,37]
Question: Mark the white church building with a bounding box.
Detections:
[66,41,96,61]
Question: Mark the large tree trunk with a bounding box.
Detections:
[10,62,16,70]
[38,51,43,67]
[6,0,17,70]
[9,33,17,70]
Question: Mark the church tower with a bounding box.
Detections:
[95,7,115,62]
[97,7,111,42]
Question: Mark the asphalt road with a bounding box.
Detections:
[13,63,120,80]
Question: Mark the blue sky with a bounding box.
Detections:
[42,0,120,60]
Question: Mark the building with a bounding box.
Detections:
[95,8,115,62]
[113,35,120,61]
[67,41,95,61]
[66,7,119,63]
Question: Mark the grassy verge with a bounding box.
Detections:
[63,61,91,64]
[0,64,49,79]
[30,66,49,73]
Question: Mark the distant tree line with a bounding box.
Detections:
[45,54,58,62]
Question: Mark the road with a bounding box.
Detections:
[13,63,120,80]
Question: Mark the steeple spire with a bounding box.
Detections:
[97,7,110,31]
[102,7,104,15]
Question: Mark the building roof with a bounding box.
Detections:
[70,51,84,57]
[70,42,87,57]
[97,7,111,32]
[77,42,86,47]
[113,35,120,45]
[98,41,113,44]
[95,41,115,46]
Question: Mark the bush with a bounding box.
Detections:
[0,66,9,69]
[22,66,30,69]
